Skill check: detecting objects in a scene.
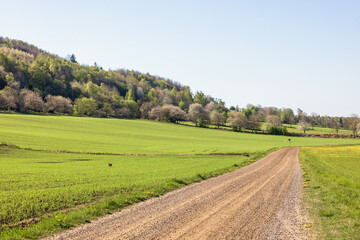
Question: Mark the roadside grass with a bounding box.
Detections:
[300,145,360,239]
[0,114,358,154]
[0,147,273,239]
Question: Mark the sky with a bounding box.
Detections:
[1,0,359,116]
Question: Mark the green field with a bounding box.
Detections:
[0,148,253,239]
[300,146,360,239]
[180,121,353,136]
[0,114,358,154]
[284,124,353,136]
[0,113,359,239]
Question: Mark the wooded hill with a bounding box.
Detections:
[0,37,227,118]
[0,37,359,137]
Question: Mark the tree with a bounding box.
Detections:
[149,106,162,120]
[147,88,158,106]
[193,91,207,106]
[178,101,186,110]
[69,54,77,63]
[298,120,311,134]
[167,105,187,123]
[0,86,17,110]
[247,114,261,133]
[205,102,217,113]
[348,114,359,138]
[125,88,135,101]
[157,105,187,123]
[188,103,208,126]
[332,117,341,135]
[120,100,138,118]
[227,111,247,132]
[309,113,319,129]
[73,97,98,116]
[20,89,45,112]
[139,102,152,119]
[45,95,73,114]
[266,115,281,127]
[281,108,295,125]
[210,110,226,128]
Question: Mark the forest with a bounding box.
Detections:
[0,37,359,137]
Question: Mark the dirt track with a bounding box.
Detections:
[46,147,308,240]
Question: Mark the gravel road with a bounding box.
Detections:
[46,147,308,240]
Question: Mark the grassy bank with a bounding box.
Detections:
[300,145,360,239]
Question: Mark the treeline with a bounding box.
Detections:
[0,37,359,137]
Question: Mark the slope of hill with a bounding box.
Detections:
[0,37,225,119]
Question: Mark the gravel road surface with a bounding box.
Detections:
[46,147,308,240]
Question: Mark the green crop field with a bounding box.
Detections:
[0,113,359,239]
[0,114,358,154]
[284,124,353,135]
[300,145,360,239]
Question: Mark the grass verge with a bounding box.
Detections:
[299,145,360,239]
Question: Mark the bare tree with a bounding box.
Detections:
[139,102,152,119]
[298,120,311,134]
[332,117,341,135]
[149,106,162,120]
[322,116,332,128]
[0,91,16,110]
[115,108,131,119]
[227,111,247,132]
[247,114,261,133]
[45,95,72,114]
[348,114,359,138]
[210,110,226,128]
[20,89,45,112]
[309,113,319,129]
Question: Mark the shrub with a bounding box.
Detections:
[266,126,288,135]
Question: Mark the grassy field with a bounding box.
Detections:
[284,124,353,135]
[0,113,359,239]
[300,145,360,239]
[180,121,353,136]
[0,113,358,154]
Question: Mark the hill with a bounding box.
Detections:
[0,37,359,137]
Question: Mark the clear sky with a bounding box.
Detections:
[1,0,359,116]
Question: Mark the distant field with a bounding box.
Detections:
[300,145,360,239]
[181,121,353,136]
[0,114,358,154]
[0,113,359,239]
[284,124,353,135]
